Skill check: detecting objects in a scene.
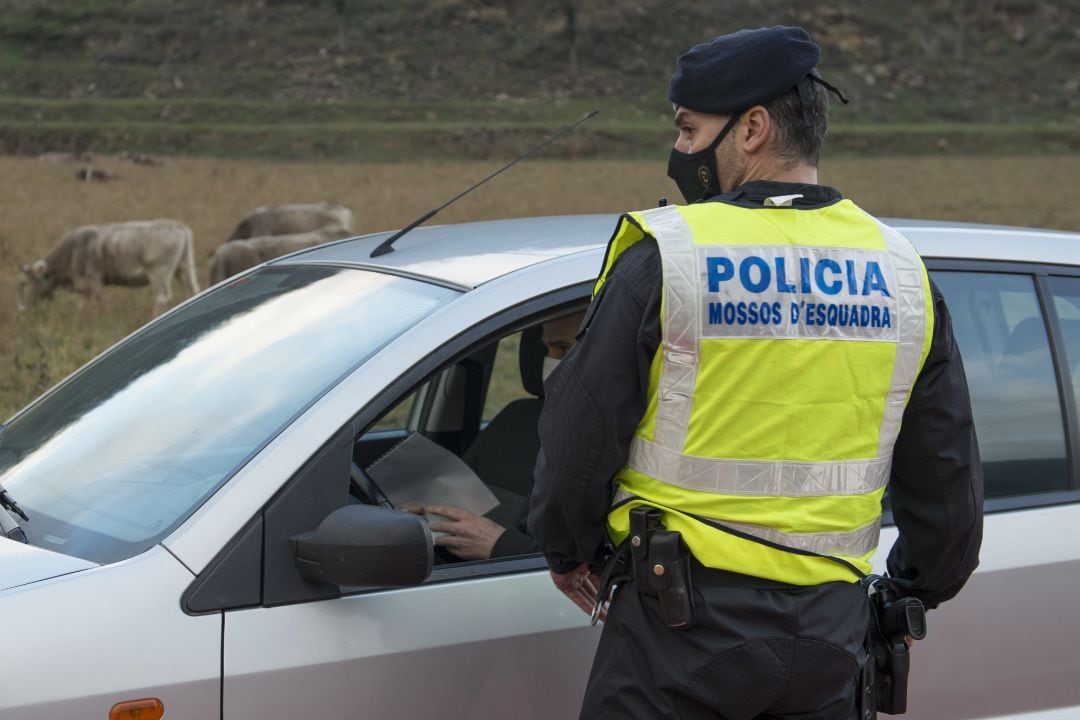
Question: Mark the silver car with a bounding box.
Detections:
[1,214,1078,719]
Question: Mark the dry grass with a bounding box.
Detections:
[2,153,1079,419]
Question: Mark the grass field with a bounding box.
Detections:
[3,96,1078,160]
[3,152,1080,420]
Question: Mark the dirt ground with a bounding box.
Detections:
[2,153,1078,418]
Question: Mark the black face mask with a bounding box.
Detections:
[666,112,743,204]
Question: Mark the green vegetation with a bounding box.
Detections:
[1,98,1077,160]
[0,0,1076,159]
[2,3,1078,422]
[5,121,1078,161]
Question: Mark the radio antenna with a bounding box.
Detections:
[370,109,599,257]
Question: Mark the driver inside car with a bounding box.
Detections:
[400,310,585,561]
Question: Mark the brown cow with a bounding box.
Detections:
[18,219,199,317]
[209,226,353,285]
[225,201,354,241]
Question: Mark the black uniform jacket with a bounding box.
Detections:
[527,181,984,609]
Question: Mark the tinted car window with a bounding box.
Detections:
[1049,276,1080,409]
[0,266,457,564]
[932,271,1068,498]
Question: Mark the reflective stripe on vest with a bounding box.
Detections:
[628,440,892,497]
[602,200,934,584]
[612,488,883,558]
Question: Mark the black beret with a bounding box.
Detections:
[669,26,822,114]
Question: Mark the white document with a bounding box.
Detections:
[367,433,499,519]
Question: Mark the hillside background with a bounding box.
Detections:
[1,0,1078,159]
[1,0,1079,418]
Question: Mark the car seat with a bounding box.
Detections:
[461,324,547,530]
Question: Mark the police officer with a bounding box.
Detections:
[527,26,983,719]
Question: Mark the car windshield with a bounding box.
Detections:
[0,265,457,564]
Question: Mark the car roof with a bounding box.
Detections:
[885,218,1080,267]
[278,213,1080,289]
[285,214,617,290]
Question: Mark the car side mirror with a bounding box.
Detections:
[290,505,433,589]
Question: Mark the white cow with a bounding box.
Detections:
[225,202,354,241]
[209,226,353,285]
[18,219,200,317]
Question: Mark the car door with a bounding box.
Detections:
[875,262,1080,718]
[212,291,603,719]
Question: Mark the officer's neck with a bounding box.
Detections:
[736,157,818,189]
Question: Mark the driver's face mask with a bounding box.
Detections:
[666,111,743,204]
[542,356,561,384]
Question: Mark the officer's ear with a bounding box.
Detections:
[739,106,772,155]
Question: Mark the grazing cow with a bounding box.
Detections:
[209,226,353,285]
[225,201,354,241]
[74,166,121,182]
[18,219,200,317]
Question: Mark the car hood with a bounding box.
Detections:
[0,537,98,591]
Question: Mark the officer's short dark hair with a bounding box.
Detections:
[762,82,829,168]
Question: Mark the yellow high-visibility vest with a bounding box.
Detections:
[600,199,934,585]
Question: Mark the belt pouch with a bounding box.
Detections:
[647,530,696,630]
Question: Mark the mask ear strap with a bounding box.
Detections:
[708,110,744,151]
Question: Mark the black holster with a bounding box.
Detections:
[858,649,877,720]
[864,578,927,715]
[628,507,696,630]
[868,635,911,715]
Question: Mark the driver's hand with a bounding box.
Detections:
[397,501,426,516]
[424,504,506,561]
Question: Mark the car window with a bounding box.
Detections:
[1051,286,1080,322]
[1048,276,1080,412]
[0,265,457,564]
[932,270,1069,498]
[483,332,533,422]
[350,306,585,569]
[370,393,417,432]
[357,326,535,507]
